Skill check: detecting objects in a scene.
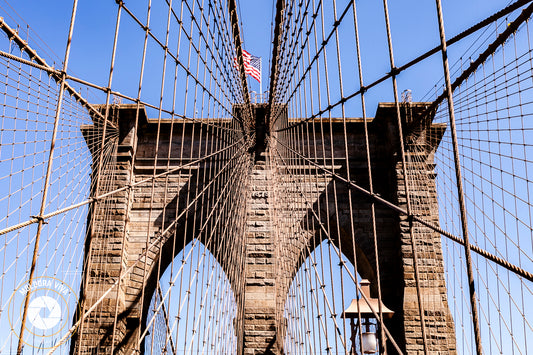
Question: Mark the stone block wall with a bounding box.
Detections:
[76,103,457,355]
[75,106,225,354]
[242,157,281,354]
[269,103,457,354]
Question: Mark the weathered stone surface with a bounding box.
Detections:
[243,161,283,354]
[76,103,456,355]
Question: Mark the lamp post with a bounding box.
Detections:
[342,279,394,354]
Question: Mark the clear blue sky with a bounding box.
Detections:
[0,0,526,354]
[3,0,512,109]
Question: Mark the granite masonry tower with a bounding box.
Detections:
[74,102,456,354]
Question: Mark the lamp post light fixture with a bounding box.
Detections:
[342,279,394,354]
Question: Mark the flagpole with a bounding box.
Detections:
[260,57,262,102]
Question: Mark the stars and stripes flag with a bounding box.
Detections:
[234,50,261,83]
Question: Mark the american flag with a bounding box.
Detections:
[235,50,261,83]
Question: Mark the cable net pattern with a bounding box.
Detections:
[0,0,531,354]
[268,0,533,354]
[433,20,533,354]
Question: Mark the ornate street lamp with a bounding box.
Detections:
[342,279,394,354]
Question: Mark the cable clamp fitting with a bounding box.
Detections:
[30,215,48,224]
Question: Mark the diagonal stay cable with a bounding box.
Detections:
[46,225,169,354]
[226,0,252,132]
[272,145,406,355]
[272,135,533,282]
[156,144,248,240]
[0,136,246,237]
[47,144,248,354]
[139,150,248,346]
[274,0,533,134]
[419,1,533,122]
[0,17,117,130]
[0,49,242,134]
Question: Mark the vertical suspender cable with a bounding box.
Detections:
[104,2,125,351]
[434,1,483,353]
[350,1,387,352]
[381,0,430,353]
[16,1,79,353]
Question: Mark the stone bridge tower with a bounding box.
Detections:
[74,102,456,354]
